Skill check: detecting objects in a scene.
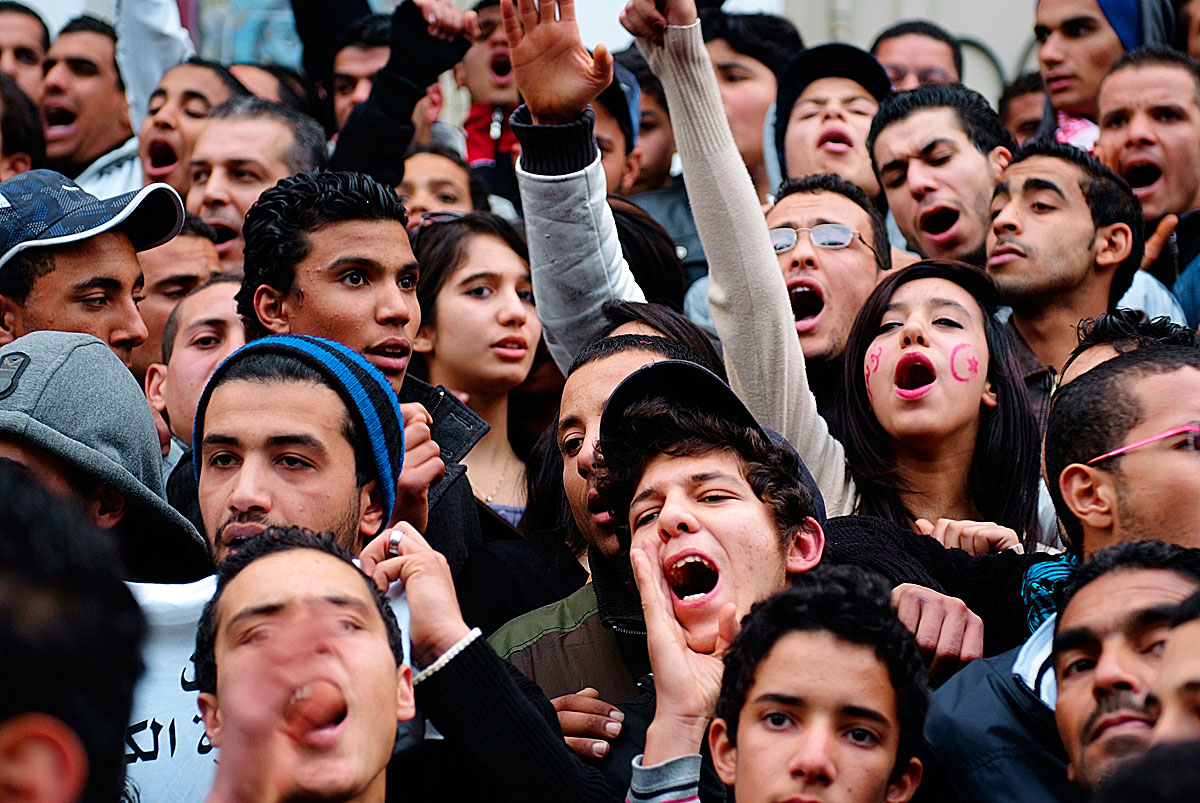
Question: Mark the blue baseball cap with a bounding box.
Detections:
[0,170,183,272]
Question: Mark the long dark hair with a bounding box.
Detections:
[836,260,1042,545]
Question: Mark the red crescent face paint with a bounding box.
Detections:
[950,342,981,382]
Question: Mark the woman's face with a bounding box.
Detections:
[863,277,997,446]
[415,233,540,395]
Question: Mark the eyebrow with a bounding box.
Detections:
[1022,177,1066,199]
[182,317,232,335]
[630,470,741,509]
[200,432,327,452]
[880,138,956,175]
[753,693,891,726]
[557,414,583,437]
[74,274,141,293]
[1055,604,1178,655]
[225,594,371,633]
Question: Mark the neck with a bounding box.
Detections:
[456,386,525,505]
[892,427,980,523]
[1011,281,1109,372]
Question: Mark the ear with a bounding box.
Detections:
[197,692,223,748]
[618,146,645,196]
[1092,222,1133,271]
[0,151,31,181]
[885,757,924,803]
[253,284,292,335]
[0,293,21,346]
[1059,463,1116,537]
[357,479,385,543]
[708,717,738,787]
[452,61,466,89]
[145,362,169,414]
[424,83,445,121]
[980,377,999,409]
[412,324,435,355]
[395,664,416,723]
[82,484,127,530]
[785,517,824,576]
[0,713,88,803]
[988,145,1012,176]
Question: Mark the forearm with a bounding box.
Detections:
[514,107,646,374]
[639,23,857,514]
[116,0,194,124]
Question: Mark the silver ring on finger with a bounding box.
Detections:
[387,529,404,558]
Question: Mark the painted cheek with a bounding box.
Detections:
[864,346,883,401]
[950,342,981,382]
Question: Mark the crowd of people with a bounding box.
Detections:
[4,0,1200,800]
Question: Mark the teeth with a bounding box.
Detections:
[290,685,312,705]
[671,555,712,570]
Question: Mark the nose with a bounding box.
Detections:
[1093,643,1145,699]
[374,280,413,328]
[656,493,700,544]
[228,456,272,515]
[497,286,529,326]
[896,73,921,92]
[781,229,820,275]
[907,161,938,200]
[787,724,837,785]
[576,436,598,480]
[349,77,371,110]
[1039,33,1065,67]
[991,200,1020,237]
[900,316,929,347]
[149,101,180,132]
[113,297,149,353]
[821,100,846,121]
[0,51,16,80]
[41,60,68,95]
[406,190,432,222]
[200,169,231,209]
[1125,111,1157,147]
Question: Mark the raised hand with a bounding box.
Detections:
[891,583,984,685]
[915,517,1020,556]
[500,0,612,125]
[620,0,699,45]
[632,538,736,765]
[390,402,444,533]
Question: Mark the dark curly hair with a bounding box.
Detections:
[868,82,1015,168]
[237,170,409,339]
[194,527,404,696]
[715,565,927,781]
[1060,309,1199,382]
[595,398,819,550]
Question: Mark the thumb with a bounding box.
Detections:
[577,687,600,698]
[1143,213,1178,266]
[714,602,739,657]
[915,518,935,536]
[590,42,614,82]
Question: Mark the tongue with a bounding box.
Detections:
[284,680,347,740]
[669,560,718,600]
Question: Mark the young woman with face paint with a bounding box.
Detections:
[411,212,542,526]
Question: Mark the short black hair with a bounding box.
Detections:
[335,13,390,56]
[774,173,892,272]
[178,56,251,100]
[0,459,147,803]
[1061,309,1199,380]
[568,331,702,376]
[698,7,803,76]
[1056,541,1200,635]
[0,72,41,164]
[1045,346,1200,554]
[161,273,243,364]
[998,71,1045,124]
[600,300,726,381]
[58,15,122,90]
[193,527,404,696]
[868,82,1015,165]
[1104,44,1200,104]
[715,566,927,781]
[237,170,408,340]
[0,2,48,52]
[208,95,328,177]
[0,247,53,303]
[1005,138,1144,306]
[404,142,491,211]
[870,19,963,79]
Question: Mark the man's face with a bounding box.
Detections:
[0,232,148,367]
[1102,368,1200,548]
[130,233,224,381]
[1035,0,1125,120]
[397,152,475,230]
[150,281,245,445]
[453,6,517,107]
[1053,568,1197,789]
[986,155,1103,311]
[875,33,958,91]
[197,379,380,564]
[765,190,880,362]
[593,102,638,196]
[1096,65,1200,223]
[186,117,296,271]
[712,630,920,803]
[139,64,236,195]
[706,38,776,180]
[628,450,809,655]
[331,45,389,131]
[874,108,1007,264]
[254,219,420,394]
[629,92,674,194]
[199,549,411,801]
[1003,90,1048,146]
[0,10,45,102]
[40,31,131,172]
[557,349,661,561]
[784,77,880,198]
[1147,616,1200,746]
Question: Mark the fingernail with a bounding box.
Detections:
[610,709,624,721]
[593,741,609,756]
[605,721,622,736]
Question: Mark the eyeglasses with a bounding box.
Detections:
[884,65,954,87]
[769,224,881,266]
[1086,422,1200,465]
[409,210,465,252]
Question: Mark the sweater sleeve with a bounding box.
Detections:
[115,0,194,126]
[638,23,858,516]
[627,754,702,803]
[415,636,620,802]
[514,108,646,374]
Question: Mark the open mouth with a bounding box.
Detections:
[894,351,937,397]
[789,284,825,322]
[1123,162,1163,190]
[666,554,719,602]
[919,206,960,237]
[491,54,512,79]
[147,139,178,169]
[817,126,854,152]
[285,681,349,746]
[44,105,77,128]
[207,222,239,246]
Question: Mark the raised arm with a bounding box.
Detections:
[503,0,646,374]
[622,0,856,515]
[115,0,194,128]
